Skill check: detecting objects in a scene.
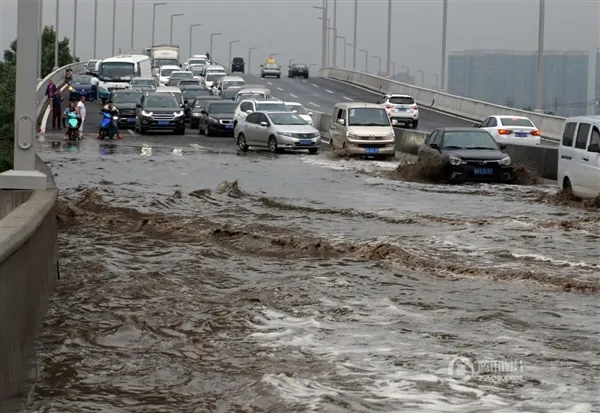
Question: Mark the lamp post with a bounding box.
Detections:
[229,40,239,65]
[359,49,368,72]
[316,16,332,67]
[373,55,381,76]
[353,0,358,70]
[432,73,439,89]
[326,26,337,66]
[210,33,222,61]
[312,0,327,69]
[441,0,448,90]
[37,0,43,80]
[130,0,136,49]
[416,70,424,87]
[346,42,353,70]
[112,0,116,55]
[535,0,545,112]
[54,0,59,69]
[248,46,258,75]
[390,61,395,77]
[151,2,167,48]
[386,0,391,77]
[332,0,337,67]
[336,36,346,68]
[269,53,279,58]
[170,13,183,45]
[93,0,97,58]
[73,0,78,58]
[189,24,201,59]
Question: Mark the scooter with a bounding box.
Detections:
[98,111,120,140]
[65,112,80,141]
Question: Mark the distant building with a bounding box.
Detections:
[448,50,589,117]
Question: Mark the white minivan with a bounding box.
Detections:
[557,116,600,198]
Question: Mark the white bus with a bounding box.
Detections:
[98,54,152,103]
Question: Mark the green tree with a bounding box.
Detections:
[0,25,76,171]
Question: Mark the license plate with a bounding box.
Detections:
[395,107,406,112]
[225,124,233,129]
[474,168,493,175]
[158,121,169,125]
[516,133,528,137]
[127,118,136,122]
[299,140,312,145]
[365,148,379,154]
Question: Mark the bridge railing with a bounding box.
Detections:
[36,62,87,121]
[319,67,566,142]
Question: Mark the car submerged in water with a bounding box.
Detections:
[417,127,514,183]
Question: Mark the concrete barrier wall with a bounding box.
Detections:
[0,61,82,413]
[319,67,567,142]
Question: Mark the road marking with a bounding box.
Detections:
[189,143,209,151]
[267,81,272,85]
[325,89,334,94]
[312,84,319,88]
[289,93,298,98]
[308,102,320,107]
[277,87,283,91]
[302,80,307,83]
[127,129,136,136]
[342,96,353,101]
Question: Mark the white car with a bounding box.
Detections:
[558,115,600,199]
[189,65,205,80]
[158,65,181,85]
[233,98,291,129]
[213,76,245,96]
[202,72,227,90]
[377,94,419,128]
[184,56,208,70]
[476,115,541,145]
[284,102,314,125]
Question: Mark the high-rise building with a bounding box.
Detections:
[448,50,589,117]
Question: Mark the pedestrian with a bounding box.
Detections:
[76,96,87,139]
[46,79,57,101]
[51,93,62,130]
[90,75,99,101]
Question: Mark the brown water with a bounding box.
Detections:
[26,139,600,412]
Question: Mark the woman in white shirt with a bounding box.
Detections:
[76,96,87,137]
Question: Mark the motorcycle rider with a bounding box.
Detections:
[62,101,81,140]
[97,100,123,139]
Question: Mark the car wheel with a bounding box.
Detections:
[412,120,419,129]
[277,75,280,79]
[176,127,185,135]
[268,136,280,153]
[190,120,198,129]
[563,177,573,196]
[304,75,309,79]
[139,126,146,135]
[308,148,318,154]
[237,133,249,151]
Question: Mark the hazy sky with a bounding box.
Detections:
[1,0,599,83]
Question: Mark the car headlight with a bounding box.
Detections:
[141,110,153,117]
[278,132,293,137]
[386,129,395,138]
[192,113,200,117]
[174,111,184,117]
[499,156,511,166]
[68,86,74,91]
[449,156,466,166]
[347,130,357,138]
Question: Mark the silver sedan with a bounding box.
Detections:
[236,111,321,154]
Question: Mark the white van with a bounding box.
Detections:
[328,102,397,157]
[98,54,152,102]
[557,116,600,199]
[155,86,183,105]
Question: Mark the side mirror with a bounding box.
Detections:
[337,118,345,125]
[246,109,253,114]
[391,119,398,126]
[136,104,142,108]
[308,112,313,116]
[473,123,481,128]
[588,143,600,153]
[260,121,269,127]
[429,143,440,150]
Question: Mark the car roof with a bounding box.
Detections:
[436,127,491,132]
[237,87,270,93]
[335,102,384,109]
[160,65,181,70]
[221,76,244,81]
[385,94,414,98]
[284,101,303,105]
[171,71,192,74]
[564,115,600,123]
[494,115,532,120]
[245,98,283,103]
[132,77,155,81]
[156,86,182,92]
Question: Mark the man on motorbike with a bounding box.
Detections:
[97,100,123,139]
[62,101,81,140]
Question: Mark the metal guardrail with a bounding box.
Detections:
[319,67,566,142]
[35,61,87,119]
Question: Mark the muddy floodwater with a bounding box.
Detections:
[26,139,600,412]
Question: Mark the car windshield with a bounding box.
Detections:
[389,96,415,105]
[182,89,206,99]
[294,65,308,69]
[265,64,278,69]
[236,93,264,102]
[145,95,179,108]
[100,62,134,81]
[256,103,290,112]
[154,59,178,68]
[190,68,203,76]
[179,80,199,85]
[499,117,535,127]
[157,92,182,105]
[269,113,307,125]
[160,68,177,77]
[171,72,193,79]
[189,58,207,66]
[233,58,243,64]
[442,131,498,150]
[72,75,91,84]
[131,79,155,86]
[209,103,238,113]
[223,80,244,89]
[206,73,226,82]
[112,93,143,104]
[347,108,390,126]
[222,90,238,99]
[287,104,307,114]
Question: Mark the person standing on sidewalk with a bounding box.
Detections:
[90,75,99,101]
[51,93,63,130]
[76,96,87,139]
[45,79,57,102]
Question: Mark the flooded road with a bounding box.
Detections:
[26,134,600,412]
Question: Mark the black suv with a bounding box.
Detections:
[231,57,245,73]
[108,90,144,128]
[135,93,186,135]
[288,63,309,78]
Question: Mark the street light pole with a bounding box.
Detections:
[312,0,327,69]
[353,0,358,70]
[373,55,381,75]
[432,74,439,89]
[416,70,424,87]
[386,0,391,77]
[73,0,77,58]
[189,24,201,59]
[210,33,222,60]
[535,0,545,112]
[346,43,353,69]
[111,0,116,55]
[37,0,43,80]
[229,40,239,65]
[170,13,183,45]
[390,61,395,76]
[93,0,98,58]
[332,0,337,67]
[54,0,59,69]
[440,0,448,90]
[359,49,368,73]
[336,36,346,68]
[151,2,167,47]
[130,0,135,49]
[248,46,258,75]
[269,53,279,59]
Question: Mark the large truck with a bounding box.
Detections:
[145,45,180,75]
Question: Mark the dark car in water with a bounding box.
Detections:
[109,90,144,128]
[417,127,513,183]
[231,57,245,73]
[196,101,238,136]
[288,63,309,79]
[69,75,96,101]
[135,93,185,135]
[190,96,223,128]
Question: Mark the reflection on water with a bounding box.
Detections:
[26,142,600,412]
[99,143,118,155]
